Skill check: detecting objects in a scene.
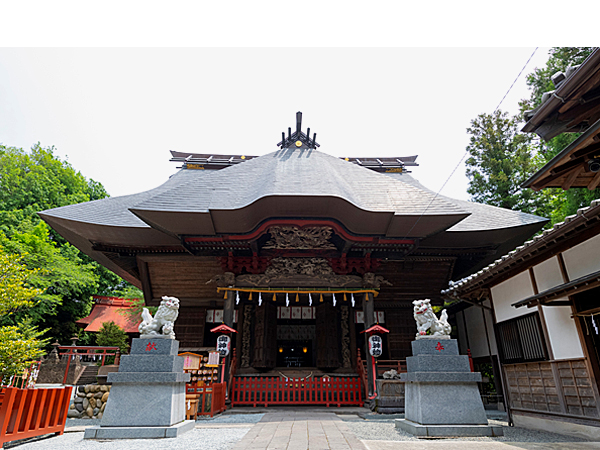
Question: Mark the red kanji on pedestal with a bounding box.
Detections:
[146,342,157,351]
[435,342,444,352]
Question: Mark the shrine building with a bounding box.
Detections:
[39,113,546,401]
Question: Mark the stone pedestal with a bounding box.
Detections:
[84,338,194,439]
[373,380,405,413]
[395,337,503,437]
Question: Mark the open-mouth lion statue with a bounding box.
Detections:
[138,296,180,339]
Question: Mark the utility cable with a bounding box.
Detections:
[401,47,539,242]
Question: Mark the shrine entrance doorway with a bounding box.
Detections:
[276,309,317,368]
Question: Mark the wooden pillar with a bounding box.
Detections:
[363,292,375,398]
[222,290,235,387]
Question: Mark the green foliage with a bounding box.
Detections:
[0,143,137,346]
[96,321,130,354]
[520,47,595,113]
[0,143,108,236]
[465,110,547,215]
[466,48,600,228]
[0,247,43,316]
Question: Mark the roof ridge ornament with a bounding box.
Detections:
[277,111,320,149]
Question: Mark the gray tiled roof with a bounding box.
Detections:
[442,199,600,295]
[383,173,546,232]
[38,169,204,227]
[131,148,468,216]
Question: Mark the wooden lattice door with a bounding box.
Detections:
[316,303,340,368]
[253,302,277,368]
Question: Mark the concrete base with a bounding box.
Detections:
[513,413,600,441]
[395,419,503,437]
[83,420,195,439]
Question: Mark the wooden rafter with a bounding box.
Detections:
[562,166,584,190]
[588,171,600,191]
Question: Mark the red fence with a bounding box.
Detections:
[186,383,227,417]
[231,376,362,407]
[0,386,72,449]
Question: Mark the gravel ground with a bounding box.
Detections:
[3,427,251,450]
[4,416,265,449]
[339,415,589,443]
[197,413,265,423]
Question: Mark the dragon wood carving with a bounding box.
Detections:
[263,226,337,250]
[236,257,361,287]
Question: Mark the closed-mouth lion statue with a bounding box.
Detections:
[412,299,451,338]
[138,296,180,339]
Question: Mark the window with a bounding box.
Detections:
[496,312,548,364]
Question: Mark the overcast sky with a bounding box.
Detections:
[0,47,552,201]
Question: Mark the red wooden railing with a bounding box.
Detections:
[0,386,72,449]
[58,346,121,384]
[186,383,227,417]
[231,376,362,407]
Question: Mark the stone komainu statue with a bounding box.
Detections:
[412,299,451,338]
[138,296,180,339]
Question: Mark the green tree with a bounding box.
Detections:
[0,247,47,385]
[96,321,130,363]
[465,110,550,216]
[0,143,138,345]
[0,247,43,316]
[465,48,600,227]
[521,47,600,224]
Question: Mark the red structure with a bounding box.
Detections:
[231,376,362,407]
[76,296,140,333]
[0,386,72,449]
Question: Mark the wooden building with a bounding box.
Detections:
[39,113,545,402]
[444,49,600,438]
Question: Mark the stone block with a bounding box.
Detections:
[118,354,185,373]
[130,338,179,356]
[395,419,503,437]
[404,381,487,424]
[406,354,471,373]
[411,339,458,356]
[100,382,186,427]
[84,421,195,439]
[107,371,190,383]
[402,371,482,383]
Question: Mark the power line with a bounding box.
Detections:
[495,47,538,112]
[401,48,539,241]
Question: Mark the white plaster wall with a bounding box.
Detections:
[542,303,584,360]
[533,256,565,292]
[463,306,489,358]
[491,271,535,323]
[562,233,600,281]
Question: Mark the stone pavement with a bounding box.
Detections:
[231,411,367,450]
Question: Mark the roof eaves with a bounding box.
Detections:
[522,118,600,189]
[522,48,600,134]
[441,198,600,297]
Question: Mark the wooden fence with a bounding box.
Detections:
[231,376,362,407]
[0,386,72,449]
[504,358,600,421]
[186,383,227,418]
